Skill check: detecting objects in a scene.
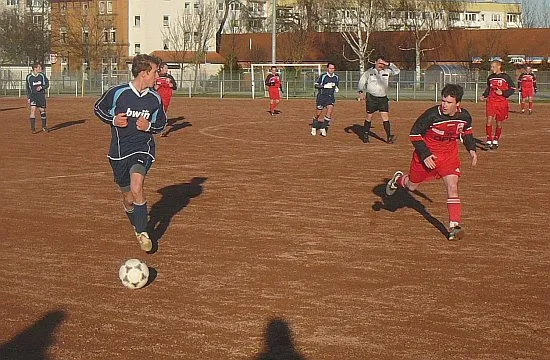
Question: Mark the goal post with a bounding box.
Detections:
[250,63,324,99]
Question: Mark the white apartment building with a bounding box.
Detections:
[1,0,50,28]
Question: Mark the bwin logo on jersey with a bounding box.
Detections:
[126,108,151,119]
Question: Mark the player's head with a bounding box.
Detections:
[31,63,42,73]
[326,62,335,74]
[490,60,502,74]
[525,65,532,73]
[440,84,464,116]
[131,54,161,87]
[375,56,388,70]
[159,62,168,75]
[270,66,277,74]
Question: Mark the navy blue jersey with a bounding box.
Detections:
[94,82,167,161]
[315,73,339,96]
[26,72,49,98]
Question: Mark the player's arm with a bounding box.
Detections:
[25,75,32,98]
[334,75,340,93]
[533,74,537,93]
[388,63,400,76]
[147,98,167,134]
[481,78,490,99]
[265,74,272,87]
[409,109,435,161]
[42,74,49,90]
[357,71,367,94]
[461,111,477,166]
[314,75,324,89]
[169,74,177,90]
[94,87,117,125]
[502,74,515,98]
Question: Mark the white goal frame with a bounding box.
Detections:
[250,63,324,99]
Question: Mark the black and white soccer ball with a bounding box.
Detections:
[118,259,149,289]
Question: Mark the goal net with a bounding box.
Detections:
[250,63,324,99]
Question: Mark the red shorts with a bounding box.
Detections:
[160,96,171,112]
[408,151,461,184]
[486,100,509,122]
[521,88,534,98]
[268,88,280,100]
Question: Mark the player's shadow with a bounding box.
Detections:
[147,177,207,252]
[0,106,25,112]
[0,310,66,360]
[344,124,386,143]
[162,117,191,136]
[48,119,86,132]
[372,179,448,237]
[253,317,306,360]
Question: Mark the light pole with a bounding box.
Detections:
[271,0,276,64]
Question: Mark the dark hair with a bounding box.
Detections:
[270,65,277,70]
[131,54,161,78]
[376,56,386,62]
[31,63,41,70]
[441,84,464,102]
[160,62,168,68]
[327,62,335,68]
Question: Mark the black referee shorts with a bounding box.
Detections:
[366,93,389,114]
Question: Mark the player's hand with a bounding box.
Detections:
[358,93,365,101]
[27,98,30,104]
[423,155,437,169]
[335,87,339,93]
[495,88,503,96]
[36,86,42,91]
[113,113,128,127]
[136,115,150,131]
[470,150,477,166]
[154,84,160,90]
[480,96,486,101]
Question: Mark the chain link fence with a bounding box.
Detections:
[2,67,549,103]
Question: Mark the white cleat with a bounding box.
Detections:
[311,128,316,136]
[136,232,152,252]
[320,128,327,137]
[386,171,403,196]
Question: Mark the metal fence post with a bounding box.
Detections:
[75,81,78,97]
[435,82,438,103]
[188,83,191,98]
[475,83,478,103]
[396,82,399,102]
[286,81,289,100]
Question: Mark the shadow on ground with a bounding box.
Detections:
[147,177,207,252]
[0,310,66,360]
[161,117,191,137]
[372,179,448,237]
[253,317,306,360]
[48,119,86,132]
[344,124,386,143]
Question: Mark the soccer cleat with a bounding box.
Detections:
[269,111,275,116]
[386,171,403,196]
[136,232,152,252]
[448,226,465,241]
[320,128,327,137]
[311,127,316,136]
[42,127,49,133]
[387,134,396,144]
[521,109,525,114]
[528,109,532,115]
[484,141,492,151]
[492,140,499,150]
[362,134,370,144]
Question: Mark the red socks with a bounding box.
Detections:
[397,174,409,189]
[447,197,461,227]
[269,103,275,113]
[529,102,533,111]
[486,125,493,142]
[494,127,502,140]
[521,102,525,110]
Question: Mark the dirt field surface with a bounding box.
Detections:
[0,96,548,360]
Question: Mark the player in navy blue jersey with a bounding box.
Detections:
[26,63,49,133]
[311,63,339,137]
[94,54,167,252]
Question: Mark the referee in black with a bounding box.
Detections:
[358,56,400,144]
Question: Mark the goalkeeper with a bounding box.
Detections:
[311,62,340,137]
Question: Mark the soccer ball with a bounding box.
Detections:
[118,259,149,289]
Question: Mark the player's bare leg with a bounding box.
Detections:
[521,97,526,113]
[363,112,374,143]
[320,105,334,137]
[381,112,395,144]
[493,121,503,149]
[129,169,152,252]
[527,95,534,114]
[443,175,464,240]
[311,108,323,136]
[485,116,495,150]
[29,105,37,133]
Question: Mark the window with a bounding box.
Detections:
[193,31,199,43]
[230,2,239,10]
[491,13,502,22]
[110,28,116,43]
[184,32,191,42]
[194,2,199,9]
[60,27,67,44]
[465,13,477,22]
[82,3,88,15]
[107,1,113,14]
[449,12,460,21]
[83,29,89,43]
[218,2,223,11]
[103,29,109,42]
[7,0,18,6]
[163,41,169,50]
[230,19,240,28]
[134,43,141,55]
[163,15,169,27]
[32,15,43,26]
[184,2,190,12]
[99,1,105,14]
[134,15,141,27]
[433,12,444,20]
[507,13,518,23]
[60,1,66,14]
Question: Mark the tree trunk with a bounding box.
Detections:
[415,42,421,89]
[193,62,199,92]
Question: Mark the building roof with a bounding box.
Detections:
[150,51,225,64]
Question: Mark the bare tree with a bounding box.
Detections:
[521,0,550,28]
[392,0,463,86]
[335,0,386,73]
[187,3,218,91]
[162,14,193,85]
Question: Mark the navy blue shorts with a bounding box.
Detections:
[109,153,153,191]
[316,94,335,110]
[366,94,389,114]
[29,94,47,108]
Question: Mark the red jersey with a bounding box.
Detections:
[155,74,177,98]
[265,73,282,90]
[483,73,515,102]
[518,72,537,92]
[409,105,476,161]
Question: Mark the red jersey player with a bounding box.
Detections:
[265,66,283,116]
[154,62,178,137]
[386,84,477,240]
[480,60,515,150]
[518,66,537,115]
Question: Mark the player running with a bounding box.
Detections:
[154,62,177,137]
[357,56,400,144]
[265,66,283,116]
[480,60,515,150]
[94,54,167,252]
[311,63,339,137]
[26,63,49,133]
[518,66,537,115]
[385,84,477,241]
